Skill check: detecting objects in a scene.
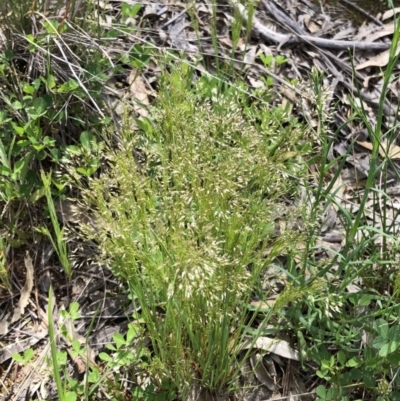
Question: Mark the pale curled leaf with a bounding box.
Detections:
[250,299,276,310]
[128,69,150,118]
[363,22,396,43]
[382,7,400,21]
[356,42,400,70]
[357,140,400,159]
[239,337,299,361]
[243,46,258,69]
[303,14,320,34]
[0,252,34,335]
[249,352,278,391]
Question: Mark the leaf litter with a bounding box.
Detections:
[2,0,400,399]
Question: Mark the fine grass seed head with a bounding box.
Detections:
[82,63,312,397]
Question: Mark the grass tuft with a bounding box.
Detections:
[81,63,312,397]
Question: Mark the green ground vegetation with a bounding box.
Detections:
[2,1,400,401]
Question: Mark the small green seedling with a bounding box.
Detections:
[12,348,34,365]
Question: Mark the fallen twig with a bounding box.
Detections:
[231,0,390,51]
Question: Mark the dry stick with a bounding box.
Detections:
[234,0,389,111]
[231,0,390,51]
[261,0,397,120]
[264,0,364,81]
[263,0,364,81]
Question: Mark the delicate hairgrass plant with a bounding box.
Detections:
[80,62,312,398]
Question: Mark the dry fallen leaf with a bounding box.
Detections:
[128,69,150,118]
[250,299,276,310]
[243,46,257,70]
[249,352,278,391]
[357,139,400,159]
[382,7,400,21]
[239,337,299,361]
[302,14,320,34]
[363,22,395,43]
[356,42,400,70]
[0,252,34,335]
